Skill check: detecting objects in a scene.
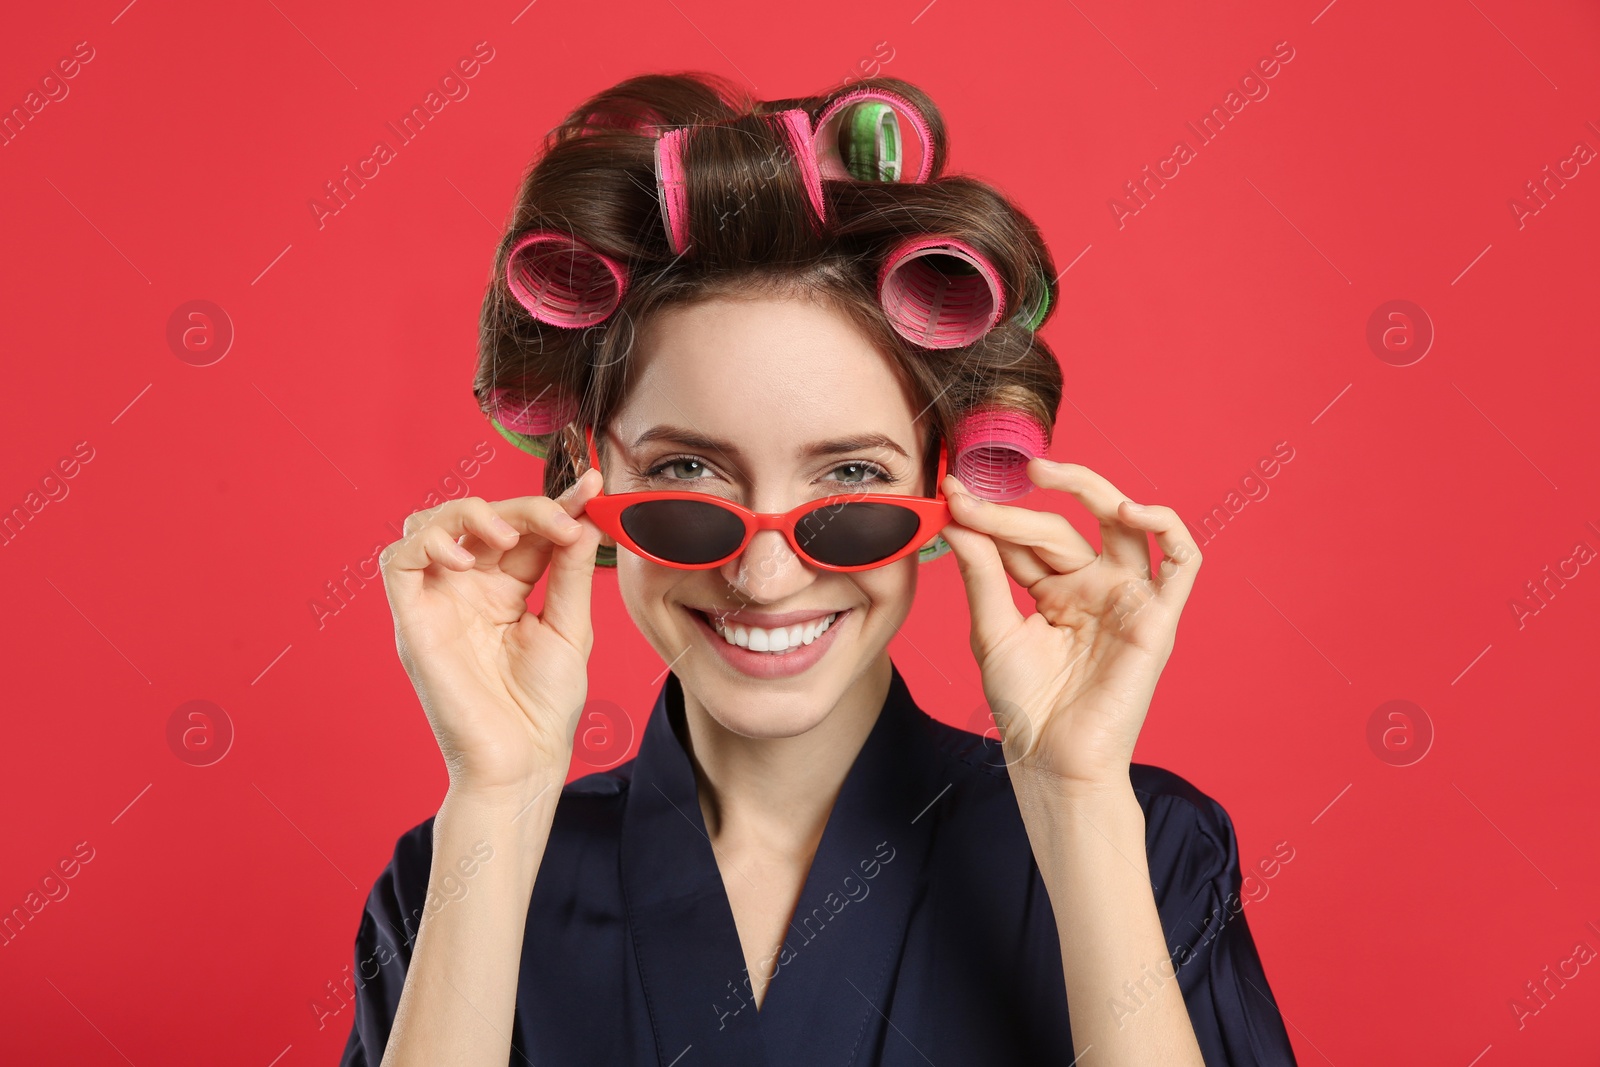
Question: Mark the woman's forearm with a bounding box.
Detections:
[379,775,563,1067]
[1014,776,1207,1067]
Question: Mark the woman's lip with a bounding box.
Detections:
[688,607,850,679]
[699,607,843,628]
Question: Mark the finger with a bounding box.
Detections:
[538,480,605,649]
[1024,459,1152,574]
[938,517,1024,659]
[449,496,529,567]
[381,523,482,576]
[383,489,585,609]
[942,474,1096,579]
[564,466,603,514]
[992,539,1052,589]
[402,500,450,538]
[564,467,615,552]
[469,474,601,587]
[398,495,555,564]
[538,527,603,650]
[1120,502,1204,606]
[942,475,1053,586]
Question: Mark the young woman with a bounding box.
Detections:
[339,74,1297,1066]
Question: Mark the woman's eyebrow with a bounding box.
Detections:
[631,425,909,462]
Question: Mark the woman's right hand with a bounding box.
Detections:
[379,467,605,797]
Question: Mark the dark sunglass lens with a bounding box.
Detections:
[795,501,921,567]
[621,499,747,565]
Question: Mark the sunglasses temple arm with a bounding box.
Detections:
[586,423,602,472]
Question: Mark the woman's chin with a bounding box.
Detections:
[690,679,841,740]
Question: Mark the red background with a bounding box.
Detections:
[2,0,1597,1063]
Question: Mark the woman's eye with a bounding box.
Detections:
[643,457,894,487]
[646,457,709,481]
[829,462,891,485]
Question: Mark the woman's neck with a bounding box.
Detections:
[680,656,892,856]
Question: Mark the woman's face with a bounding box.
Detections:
[599,291,935,739]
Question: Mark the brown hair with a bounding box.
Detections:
[473,72,1063,516]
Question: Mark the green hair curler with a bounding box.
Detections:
[844,101,902,182]
[489,415,551,459]
[1014,272,1052,332]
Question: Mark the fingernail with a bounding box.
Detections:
[452,544,475,564]
[1123,500,1145,512]
[561,470,591,497]
[558,514,583,533]
[491,517,518,537]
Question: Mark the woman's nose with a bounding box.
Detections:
[720,527,815,599]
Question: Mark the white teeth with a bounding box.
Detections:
[711,612,838,652]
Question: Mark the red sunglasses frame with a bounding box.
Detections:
[581,424,951,572]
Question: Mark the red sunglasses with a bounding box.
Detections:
[581,425,951,571]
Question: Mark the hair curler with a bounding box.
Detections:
[489,417,549,459]
[505,231,628,327]
[812,87,933,183]
[878,237,1006,349]
[951,405,1049,502]
[654,108,825,257]
[487,385,578,437]
[774,108,827,224]
[1014,269,1053,331]
[847,101,900,182]
[653,126,693,255]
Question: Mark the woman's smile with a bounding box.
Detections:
[704,607,843,649]
[686,604,854,679]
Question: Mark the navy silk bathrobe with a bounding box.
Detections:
[340,662,1298,1065]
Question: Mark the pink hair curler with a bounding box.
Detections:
[654,109,825,255]
[878,237,1006,349]
[774,108,827,225]
[951,406,1049,502]
[487,385,578,436]
[813,87,934,183]
[505,231,628,327]
[653,126,692,255]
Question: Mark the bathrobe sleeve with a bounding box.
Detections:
[1136,767,1299,1065]
[336,818,435,1067]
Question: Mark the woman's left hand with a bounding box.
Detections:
[938,459,1203,799]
